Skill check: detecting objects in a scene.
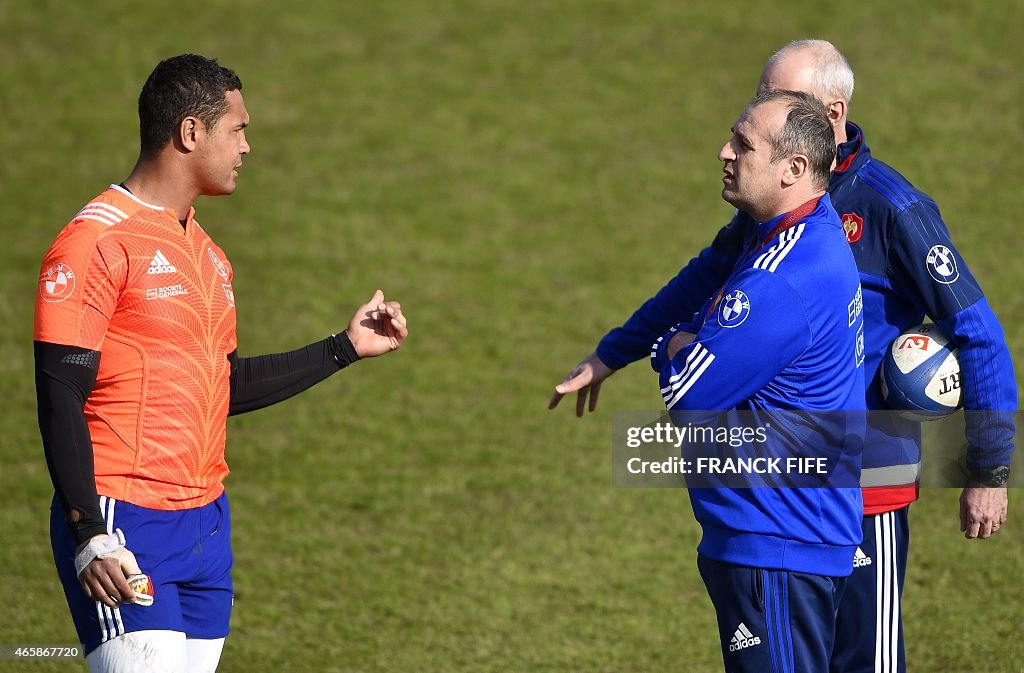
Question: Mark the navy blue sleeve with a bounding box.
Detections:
[596,214,751,370]
[658,268,810,411]
[935,301,1017,470]
[888,201,1016,469]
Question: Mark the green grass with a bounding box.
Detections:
[2,1,1023,671]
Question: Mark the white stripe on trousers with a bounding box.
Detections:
[889,512,900,671]
[95,496,123,642]
[873,512,900,673]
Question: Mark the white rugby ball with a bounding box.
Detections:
[880,323,962,420]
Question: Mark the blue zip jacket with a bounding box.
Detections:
[651,194,865,576]
[599,123,1016,513]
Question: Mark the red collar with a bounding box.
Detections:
[834,124,864,173]
[761,196,820,244]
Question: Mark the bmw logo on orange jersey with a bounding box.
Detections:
[40,262,76,303]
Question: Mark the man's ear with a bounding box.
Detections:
[827,99,846,128]
[177,116,201,152]
[783,154,809,186]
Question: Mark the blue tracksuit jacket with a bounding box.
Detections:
[649,194,866,576]
[599,123,1016,514]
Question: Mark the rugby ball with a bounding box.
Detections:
[127,573,154,606]
[880,324,962,419]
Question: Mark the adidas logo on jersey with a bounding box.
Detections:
[148,250,176,275]
[729,623,761,652]
[853,547,873,568]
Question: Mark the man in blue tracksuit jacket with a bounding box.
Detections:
[657,88,865,672]
[551,41,1016,673]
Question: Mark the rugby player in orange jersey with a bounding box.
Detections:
[34,54,408,673]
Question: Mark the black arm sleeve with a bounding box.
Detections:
[228,331,360,416]
[34,341,107,544]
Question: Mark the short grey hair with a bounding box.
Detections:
[765,39,855,104]
[744,89,836,191]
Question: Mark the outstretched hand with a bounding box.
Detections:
[346,289,408,358]
[549,352,615,417]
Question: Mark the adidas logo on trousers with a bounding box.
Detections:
[729,623,761,651]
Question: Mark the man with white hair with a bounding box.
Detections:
[552,40,1015,673]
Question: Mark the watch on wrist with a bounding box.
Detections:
[968,465,1010,487]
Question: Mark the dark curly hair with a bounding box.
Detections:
[138,54,242,157]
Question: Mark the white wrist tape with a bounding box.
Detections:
[75,529,129,578]
[74,528,153,606]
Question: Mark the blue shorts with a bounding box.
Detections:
[697,554,846,673]
[832,507,909,673]
[50,492,233,655]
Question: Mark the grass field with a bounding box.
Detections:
[2,1,1023,671]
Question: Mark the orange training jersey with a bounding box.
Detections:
[34,185,237,510]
